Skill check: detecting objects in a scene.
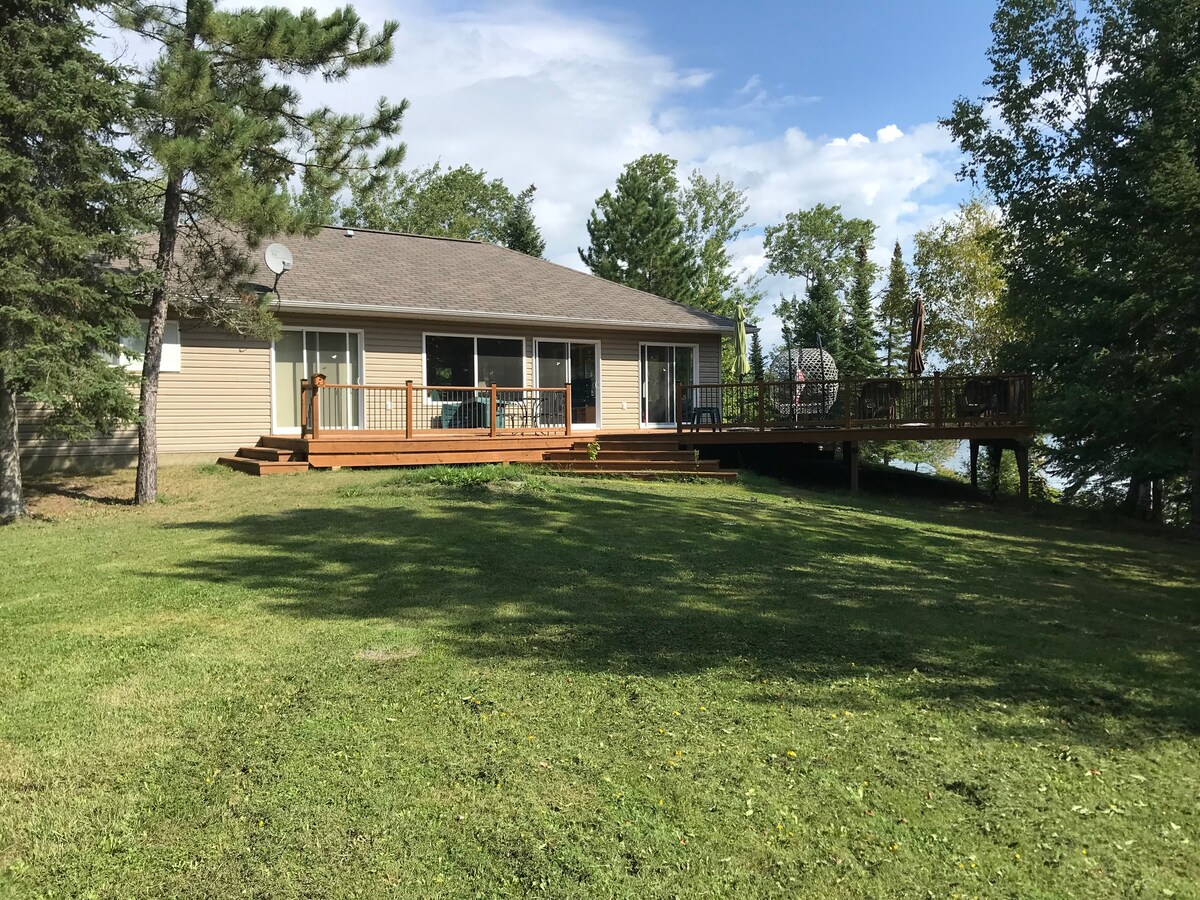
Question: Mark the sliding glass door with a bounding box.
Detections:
[273,329,363,432]
[640,343,696,426]
[535,340,599,426]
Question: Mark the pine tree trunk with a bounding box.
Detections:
[0,370,25,522]
[1190,424,1200,532]
[1151,477,1163,523]
[135,173,184,506]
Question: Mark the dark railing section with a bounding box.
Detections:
[299,376,572,438]
[676,373,1033,433]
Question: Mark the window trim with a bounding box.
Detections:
[421,330,528,390]
[638,341,700,428]
[532,338,602,429]
[269,326,366,435]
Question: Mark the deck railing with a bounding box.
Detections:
[676,373,1034,433]
[300,375,571,438]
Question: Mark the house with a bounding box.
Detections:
[20,226,740,473]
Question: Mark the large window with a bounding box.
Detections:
[424,334,524,388]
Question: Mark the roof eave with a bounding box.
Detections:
[276,299,737,334]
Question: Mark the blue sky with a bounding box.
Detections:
[257,1,998,348]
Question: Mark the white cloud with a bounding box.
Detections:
[116,0,965,355]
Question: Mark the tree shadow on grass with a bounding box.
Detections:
[157,479,1200,746]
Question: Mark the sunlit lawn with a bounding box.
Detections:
[1,465,1197,898]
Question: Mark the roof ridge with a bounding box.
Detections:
[315,224,482,244]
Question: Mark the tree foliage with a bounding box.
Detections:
[913,200,1012,373]
[946,0,1200,524]
[115,0,407,503]
[749,331,765,382]
[840,238,881,378]
[0,0,140,520]
[340,162,543,255]
[504,185,546,258]
[679,170,763,318]
[579,155,697,305]
[878,241,911,376]
[763,203,876,290]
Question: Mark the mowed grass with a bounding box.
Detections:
[1,465,1198,899]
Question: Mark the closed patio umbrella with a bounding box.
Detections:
[907,293,926,376]
[732,303,751,381]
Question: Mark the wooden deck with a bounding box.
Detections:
[216,372,1036,493]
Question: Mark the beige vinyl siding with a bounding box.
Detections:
[20,323,270,471]
[19,313,726,470]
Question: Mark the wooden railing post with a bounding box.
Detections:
[405,380,414,438]
[300,379,309,436]
[843,379,852,428]
[676,382,684,435]
[756,380,766,431]
[490,383,499,437]
[564,383,572,437]
[1008,377,1017,423]
[309,373,324,439]
[933,372,943,428]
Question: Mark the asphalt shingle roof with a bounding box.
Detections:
[208,226,738,333]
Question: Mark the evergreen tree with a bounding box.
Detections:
[116,0,407,504]
[504,185,546,258]
[776,274,843,360]
[879,241,911,376]
[0,0,139,521]
[749,332,765,382]
[579,157,697,304]
[841,238,881,378]
[946,0,1200,523]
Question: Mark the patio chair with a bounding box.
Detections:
[858,379,903,420]
[957,378,1005,419]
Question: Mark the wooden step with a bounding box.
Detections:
[257,436,308,453]
[542,468,739,481]
[536,459,723,473]
[237,446,293,462]
[217,457,310,476]
[545,450,697,462]
[572,441,683,453]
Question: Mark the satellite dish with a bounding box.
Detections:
[264,243,293,275]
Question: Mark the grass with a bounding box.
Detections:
[1,465,1198,898]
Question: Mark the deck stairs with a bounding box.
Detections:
[533,435,737,480]
[217,433,738,479]
[216,438,310,476]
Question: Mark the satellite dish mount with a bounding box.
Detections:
[264,242,294,293]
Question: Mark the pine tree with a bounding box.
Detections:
[116,0,407,504]
[0,0,140,521]
[879,241,911,376]
[579,159,697,304]
[504,185,546,258]
[841,238,881,378]
[749,332,765,382]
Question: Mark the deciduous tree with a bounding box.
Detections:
[913,199,1012,373]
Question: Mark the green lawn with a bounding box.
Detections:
[1,466,1198,899]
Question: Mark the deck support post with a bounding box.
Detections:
[489,383,498,438]
[848,440,860,494]
[300,379,309,437]
[404,381,414,438]
[1016,443,1030,507]
[309,373,324,439]
[969,440,979,489]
